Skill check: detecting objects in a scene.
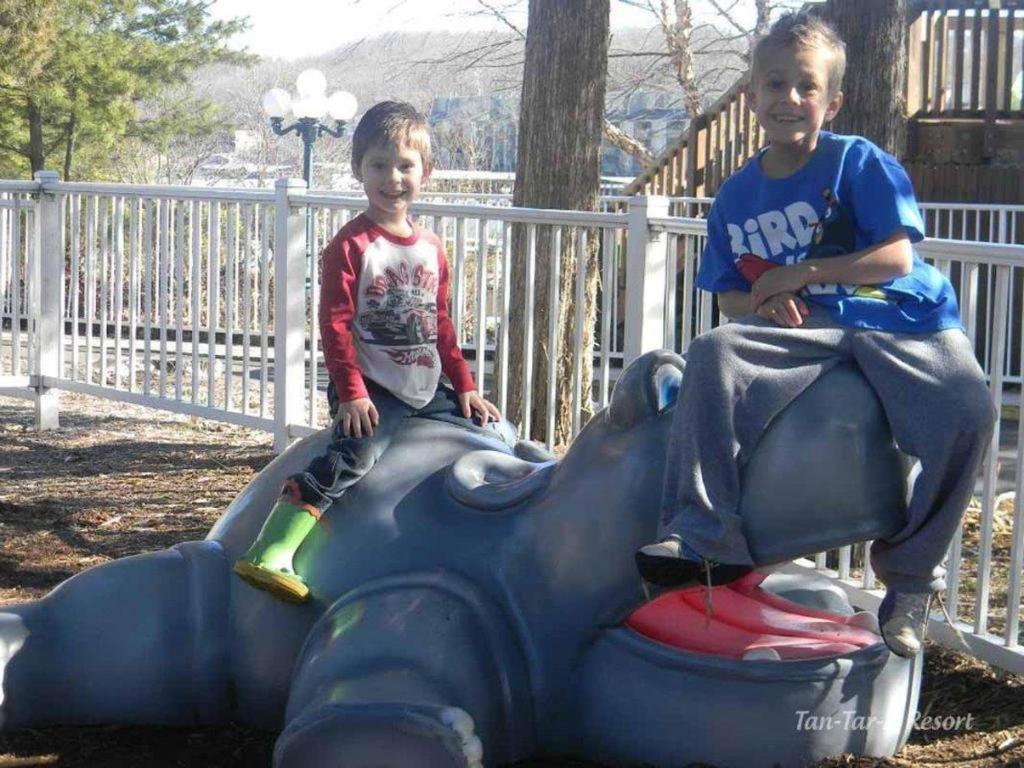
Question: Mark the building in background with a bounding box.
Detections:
[428,90,686,178]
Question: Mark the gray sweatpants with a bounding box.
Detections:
[659,308,996,594]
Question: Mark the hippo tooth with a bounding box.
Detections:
[440,706,475,739]
[846,611,881,635]
[461,734,484,763]
[742,647,782,661]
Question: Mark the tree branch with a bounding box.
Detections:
[607,51,670,59]
[604,119,654,166]
[474,0,525,39]
[705,0,749,37]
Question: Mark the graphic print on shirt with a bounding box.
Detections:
[730,187,890,302]
[359,261,439,368]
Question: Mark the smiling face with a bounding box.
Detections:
[357,140,429,234]
[748,44,844,160]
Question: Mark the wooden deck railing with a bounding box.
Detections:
[627,0,1023,200]
[624,76,765,198]
[908,1,1023,119]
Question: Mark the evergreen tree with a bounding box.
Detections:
[0,0,250,179]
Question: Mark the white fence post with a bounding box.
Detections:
[274,178,308,452]
[623,195,669,366]
[33,170,61,429]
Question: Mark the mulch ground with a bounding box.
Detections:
[0,393,1022,768]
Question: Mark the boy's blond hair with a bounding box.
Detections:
[351,101,433,177]
[751,13,847,95]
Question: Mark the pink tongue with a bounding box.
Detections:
[626,576,878,660]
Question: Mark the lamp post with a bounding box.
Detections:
[262,70,357,280]
[262,69,358,188]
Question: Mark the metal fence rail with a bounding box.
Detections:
[1,172,1022,674]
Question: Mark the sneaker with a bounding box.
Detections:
[635,537,751,588]
[878,590,932,658]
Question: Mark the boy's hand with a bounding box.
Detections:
[756,292,810,328]
[458,391,501,425]
[751,263,810,309]
[334,397,379,438]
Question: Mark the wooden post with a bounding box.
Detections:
[983,5,1000,159]
[1001,7,1016,111]
[969,6,983,112]
[906,8,925,115]
[934,9,947,112]
[953,7,966,113]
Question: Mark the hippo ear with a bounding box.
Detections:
[608,350,685,431]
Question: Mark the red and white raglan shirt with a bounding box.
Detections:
[318,213,476,409]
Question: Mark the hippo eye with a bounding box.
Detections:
[655,365,682,412]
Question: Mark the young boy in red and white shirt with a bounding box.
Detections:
[234,101,502,603]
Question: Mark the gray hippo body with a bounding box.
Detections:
[0,351,920,767]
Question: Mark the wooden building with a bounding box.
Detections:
[626,1,1023,228]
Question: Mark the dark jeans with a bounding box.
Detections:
[287,379,515,512]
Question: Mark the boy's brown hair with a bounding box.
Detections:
[751,12,847,95]
[351,101,433,178]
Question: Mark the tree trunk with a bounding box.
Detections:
[63,114,76,181]
[27,99,45,174]
[821,0,907,157]
[665,1,703,119]
[504,0,609,447]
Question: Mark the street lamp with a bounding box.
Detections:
[262,68,358,188]
[263,70,357,279]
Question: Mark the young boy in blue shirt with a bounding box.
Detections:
[635,13,996,657]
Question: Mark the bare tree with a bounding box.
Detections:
[821,0,907,157]
[504,0,609,445]
[458,0,783,168]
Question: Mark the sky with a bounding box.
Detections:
[208,0,749,61]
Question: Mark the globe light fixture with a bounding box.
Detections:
[261,88,291,119]
[262,68,357,186]
[327,91,359,122]
[262,69,358,276]
[295,68,328,100]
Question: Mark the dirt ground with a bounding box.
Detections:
[0,393,1022,768]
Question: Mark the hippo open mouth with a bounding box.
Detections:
[623,571,881,661]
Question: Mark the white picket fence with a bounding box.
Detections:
[0,171,1022,674]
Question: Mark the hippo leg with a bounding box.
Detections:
[276,572,533,768]
[0,541,230,729]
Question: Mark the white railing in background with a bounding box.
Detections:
[295,192,631,444]
[0,186,36,392]
[0,172,1022,674]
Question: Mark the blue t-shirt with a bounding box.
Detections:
[696,132,961,333]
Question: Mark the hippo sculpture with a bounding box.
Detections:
[0,350,922,767]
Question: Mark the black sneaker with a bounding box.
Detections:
[635,537,751,588]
